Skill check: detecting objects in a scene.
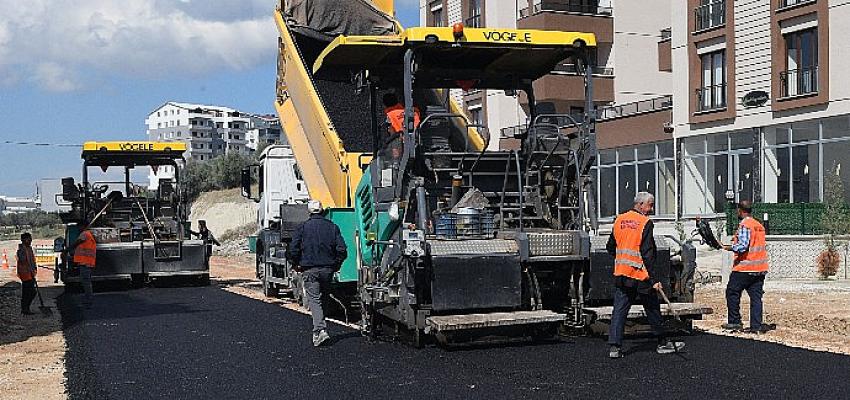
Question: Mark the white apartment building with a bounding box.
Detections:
[145,102,279,188]
[246,114,285,151]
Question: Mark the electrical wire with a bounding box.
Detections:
[1,140,82,147]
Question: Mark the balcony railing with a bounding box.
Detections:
[552,63,615,76]
[780,0,816,9]
[598,95,673,121]
[694,1,725,31]
[465,15,482,28]
[518,1,613,18]
[695,84,727,112]
[780,66,818,98]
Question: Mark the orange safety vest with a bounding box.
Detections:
[17,245,37,282]
[732,217,769,273]
[73,230,97,268]
[385,104,421,134]
[612,210,650,281]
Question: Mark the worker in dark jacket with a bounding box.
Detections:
[606,192,683,358]
[190,220,221,267]
[287,200,348,347]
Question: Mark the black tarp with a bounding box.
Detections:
[284,0,399,42]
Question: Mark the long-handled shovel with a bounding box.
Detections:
[657,287,681,353]
[33,279,53,316]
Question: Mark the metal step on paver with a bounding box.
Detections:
[425,310,566,333]
[584,303,714,321]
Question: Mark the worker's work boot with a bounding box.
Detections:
[312,330,330,347]
[656,340,685,354]
[721,322,743,331]
[608,345,623,359]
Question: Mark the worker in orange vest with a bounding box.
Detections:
[722,200,770,333]
[65,227,97,307]
[16,232,38,315]
[606,192,684,358]
[382,93,421,168]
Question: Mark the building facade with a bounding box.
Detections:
[146,102,282,188]
[671,0,850,217]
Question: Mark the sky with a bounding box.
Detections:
[0,0,421,197]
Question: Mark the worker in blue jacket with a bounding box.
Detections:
[287,200,348,347]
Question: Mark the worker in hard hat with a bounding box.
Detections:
[287,200,348,347]
[65,226,97,308]
[17,232,38,315]
[721,200,771,334]
[382,92,421,168]
[606,192,684,358]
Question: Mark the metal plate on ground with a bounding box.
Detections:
[426,310,567,332]
[584,303,714,321]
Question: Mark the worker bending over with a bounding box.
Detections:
[17,233,37,315]
[65,227,97,308]
[191,220,221,267]
[722,200,770,333]
[287,200,348,347]
[382,93,420,167]
[606,192,684,358]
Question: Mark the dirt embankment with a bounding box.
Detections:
[189,188,257,256]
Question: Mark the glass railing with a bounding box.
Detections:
[519,2,613,18]
[780,0,816,8]
[694,1,725,31]
[598,95,673,121]
[780,66,818,97]
[552,63,614,76]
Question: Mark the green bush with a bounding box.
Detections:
[182,152,257,203]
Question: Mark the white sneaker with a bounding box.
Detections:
[312,330,330,347]
[656,341,685,354]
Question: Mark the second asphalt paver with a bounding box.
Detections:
[60,285,850,400]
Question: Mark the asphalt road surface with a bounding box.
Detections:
[59,285,850,400]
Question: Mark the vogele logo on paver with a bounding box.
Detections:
[483,31,532,43]
[119,143,155,151]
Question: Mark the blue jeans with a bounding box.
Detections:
[726,271,765,328]
[608,285,665,347]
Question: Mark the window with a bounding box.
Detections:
[467,0,482,28]
[683,133,755,215]
[694,0,725,31]
[780,0,816,8]
[595,141,675,219]
[430,2,444,27]
[469,107,483,127]
[697,50,726,112]
[781,28,818,97]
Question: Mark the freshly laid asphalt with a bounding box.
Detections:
[59,284,850,400]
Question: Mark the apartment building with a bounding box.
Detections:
[246,115,285,151]
[671,0,850,216]
[145,102,281,188]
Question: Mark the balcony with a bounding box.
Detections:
[695,84,727,112]
[519,1,613,18]
[465,15,482,28]
[694,1,725,32]
[552,63,614,77]
[780,66,818,98]
[518,3,613,43]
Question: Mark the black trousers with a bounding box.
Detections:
[21,279,36,313]
[726,271,765,328]
[608,285,665,347]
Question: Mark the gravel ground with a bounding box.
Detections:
[0,240,67,400]
[57,259,850,400]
